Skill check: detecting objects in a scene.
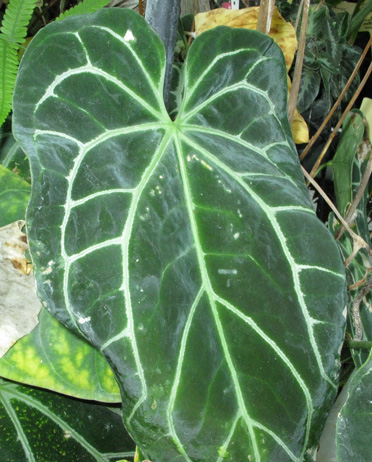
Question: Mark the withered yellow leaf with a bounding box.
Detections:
[195,7,309,143]
[287,75,309,144]
[195,7,297,71]
[292,110,309,144]
[0,221,40,358]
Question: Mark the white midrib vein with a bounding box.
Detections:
[179,124,301,192]
[166,285,205,462]
[180,132,338,391]
[180,51,266,118]
[174,131,261,461]
[46,122,172,425]
[36,29,167,123]
[35,63,161,120]
[92,26,166,108]
[114,129,174,423]
[181,81,272,125]
[53,124,168,329]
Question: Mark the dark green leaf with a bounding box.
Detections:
[0,377,135,462]
[297,69,321,114]
[349,0,372,39]
[12,9,347,461]
[0,120,31,182]
[336,352,372,461]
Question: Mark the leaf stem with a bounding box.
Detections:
[350,277,372,341]
[256,0,276,35]
[346,340,372,349]
[145,0,181,110]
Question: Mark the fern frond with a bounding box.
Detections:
[0,0,38,44]
[0,0,38,125]
[0,41,18,125]
[56,0,110,22]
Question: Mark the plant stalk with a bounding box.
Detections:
[145,0,181,110]
[256,0,276,34]
[301,165,371,267]
[346,340,372,349]
[288,0,309,125]
[336,134,372,240]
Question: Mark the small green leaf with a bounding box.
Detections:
[0,164,30,226]
[332,110,365,216]
[0,377,135,462]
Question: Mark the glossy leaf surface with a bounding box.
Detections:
[0,308,121,402]
[0,377,134,462]
[13,9,346,461]
[336,352,372,461]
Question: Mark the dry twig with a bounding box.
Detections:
[256,0,276,34]
[301,166,371,267]
[309,60,372,178]
[300,36,372,162]
[288,0,309,125]
[336,136,372,240]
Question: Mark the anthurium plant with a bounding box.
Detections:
[3,6,351,462]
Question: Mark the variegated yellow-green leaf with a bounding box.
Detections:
[0,165,30,226]
[0,307,121,402]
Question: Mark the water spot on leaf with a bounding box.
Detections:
[124,29,135,42]
[78,316,91,324]
[218,269,238,275]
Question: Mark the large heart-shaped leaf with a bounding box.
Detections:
[0,377,134,461]
[12,9,346,461]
